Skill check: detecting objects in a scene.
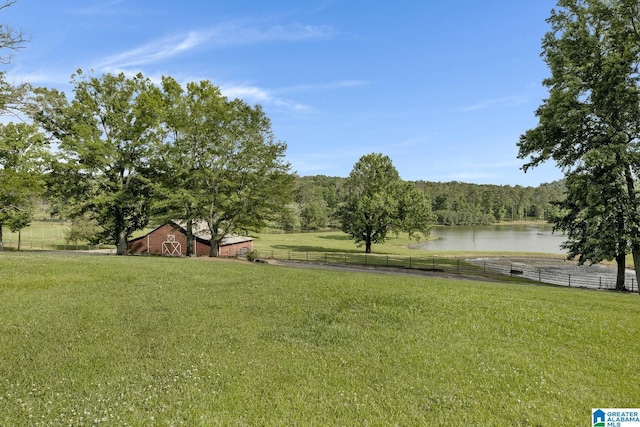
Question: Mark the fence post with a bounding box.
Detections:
[365,254,367,265]
[538,269,541,283]
[344,253,347,264]
[306,252,308,262]
[432,257,435,269]
[288,251,291,261]
[599,277,602,289]
[325,252,327,263]
[386,255,389,267]
[457,259,460,272]
[409,256,412,269]
[568,274,571,287]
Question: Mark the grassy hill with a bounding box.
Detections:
[0,252,637,425]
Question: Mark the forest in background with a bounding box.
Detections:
[277,175,565,231]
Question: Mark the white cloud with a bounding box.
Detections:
[95,31,209,71]
[94,22,336,72]
[278,79,368,93]
[459,95,528,112]
[220,83,311,112]
[5,67,72,87]
[72,0,129,16]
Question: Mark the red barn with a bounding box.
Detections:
[127,221,253,257]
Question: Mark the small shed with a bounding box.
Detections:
[127,220,253,257]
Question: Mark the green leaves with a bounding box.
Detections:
[519,0,640,289]
[32,72,163,254]
[338,153,435,253]
[0,122,49,243]
[152,77,293,256]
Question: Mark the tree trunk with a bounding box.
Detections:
[17,229,21,252]
[615,252,626,291]
[209,239,220,257]
[116,229,127,255]
[186,219,193,256]
[365,240,372,254]
[632,247,640,294]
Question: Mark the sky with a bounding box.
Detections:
[2,0,564,186]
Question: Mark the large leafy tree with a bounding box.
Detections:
[0,122,48,250]
[518,0,640,290]
[154,77,294,257]
[31,71,163,255]
[338,153,434,253]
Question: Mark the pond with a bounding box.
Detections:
[411,223,567,254]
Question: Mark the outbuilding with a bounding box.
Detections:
[127,220,253,257]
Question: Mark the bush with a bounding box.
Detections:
[245,250,258,262]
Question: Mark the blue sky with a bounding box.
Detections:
[3,0,563,186]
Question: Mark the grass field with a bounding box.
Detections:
[252,229,567,258]
[1,252,638,425]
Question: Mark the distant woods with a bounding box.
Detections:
[277,175,565,231]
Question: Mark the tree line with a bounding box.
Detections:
[276,175,565,231]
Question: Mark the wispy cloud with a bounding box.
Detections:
[458,95,527,112]
[95,22,337,71]
[6,66,72,87]
[72,0,129,16]
[279,80,368,93]
[219,83,312,112]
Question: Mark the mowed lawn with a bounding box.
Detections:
[0,253,638,425]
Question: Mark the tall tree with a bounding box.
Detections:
[0,1,28,64]
[154,77,294,257]
[0,1,31,121]
[31,71,163,255]
[0,122,48,250]
[150,76,206,255]
[518,0,640,290]
[337,153,434,253]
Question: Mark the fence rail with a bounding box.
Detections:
[254,250,638,292]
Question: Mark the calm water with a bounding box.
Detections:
[411,223,567,254]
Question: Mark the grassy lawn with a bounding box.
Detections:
[252,230,423,256]
[1,252,638,425]
[252,229,566,259]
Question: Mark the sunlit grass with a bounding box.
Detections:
[252,229,566,259]
[0,252,638,425]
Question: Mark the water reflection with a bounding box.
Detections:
[411,223,566,254]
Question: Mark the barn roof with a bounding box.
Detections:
[174,220,253,245]
[129,220,253,247]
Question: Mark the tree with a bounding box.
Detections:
[31,71,163,255]
[0,122,48,250]
[553,160,632,288]
[0,1,28,64]
[150,76,207,256]
[518,0,640,290]
[296,178,329,230]
[337,153,434,253]
[154,77,294,257]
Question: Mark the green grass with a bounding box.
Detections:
[0,252,638,425]
[1,222,114,252]
[252,229,567,258]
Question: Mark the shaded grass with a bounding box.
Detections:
[1,222,114,252]
[1,252,639,425]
